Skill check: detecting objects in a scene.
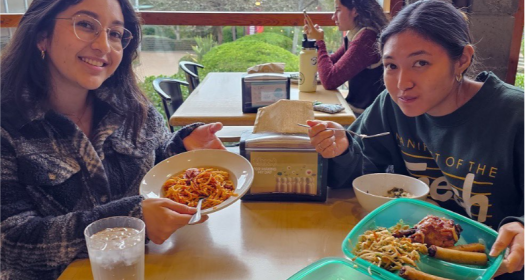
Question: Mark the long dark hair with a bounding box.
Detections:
[1,0,149,140]
[379,0,474,76]
[340,0,389,32]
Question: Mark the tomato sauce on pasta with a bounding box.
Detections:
[162,167,237,210]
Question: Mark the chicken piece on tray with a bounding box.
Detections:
[393,215,463,247]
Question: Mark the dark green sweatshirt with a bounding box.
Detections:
[330,72,523,279]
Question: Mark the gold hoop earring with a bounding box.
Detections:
[455,74,463,82]
[41,50,46,60]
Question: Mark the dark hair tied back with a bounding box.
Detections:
[340,0,389,32]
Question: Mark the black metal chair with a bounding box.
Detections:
[153,78,189,132]
[179,61,204,93]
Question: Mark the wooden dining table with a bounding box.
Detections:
[58,187,369,280]
[169,72,356,127]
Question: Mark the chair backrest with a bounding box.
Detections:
[179,61,204,93]
[152,78,188,132]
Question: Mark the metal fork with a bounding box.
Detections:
[296,123,390,139]
[347,130,390,139]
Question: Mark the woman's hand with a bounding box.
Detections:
[303,14,324,41]
[183,122,226,151]
[306,120,349,158]
[490,221,524,277]
[142,198,209,244]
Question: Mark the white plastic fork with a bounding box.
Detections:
[188,197,205,225]
[296,123,390,139]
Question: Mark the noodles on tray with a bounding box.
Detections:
[353,222,428,271]
[163,167,237,210]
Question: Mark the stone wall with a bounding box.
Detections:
[466,0,519,79]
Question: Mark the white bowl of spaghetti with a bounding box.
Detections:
[140,149,254,214]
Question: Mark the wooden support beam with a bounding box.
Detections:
[0,12,338,28]
[0,14,22,27]
[506,0,524,85]
[140,11,336,26]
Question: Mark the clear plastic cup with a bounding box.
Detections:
[84,216,145,280]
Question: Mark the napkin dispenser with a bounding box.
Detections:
[240,131,328,202]
[242,73,291,113]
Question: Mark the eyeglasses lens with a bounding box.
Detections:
[72,14,132,50]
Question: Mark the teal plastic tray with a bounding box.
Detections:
[342,198,504,280]
[288,257,374,280]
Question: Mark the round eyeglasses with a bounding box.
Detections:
[55,14,133,51]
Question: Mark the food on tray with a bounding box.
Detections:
[385,187,414,198]
[162,167,236,210]
[428,245,488,266]
[355,215,490,280]
[392,215,463,247]
[446,243,486,253]
[399,265,452,280]
[353,222,428,271]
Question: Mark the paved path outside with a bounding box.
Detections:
[134,50,192,81]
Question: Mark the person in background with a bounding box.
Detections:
[304,0,389,116]
[1,0,224,279]
[306,1,523,279]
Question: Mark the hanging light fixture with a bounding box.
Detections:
[255,1,261,6]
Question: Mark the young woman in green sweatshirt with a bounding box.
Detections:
[305,1,523,279]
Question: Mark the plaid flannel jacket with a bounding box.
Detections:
[1,88,199,279]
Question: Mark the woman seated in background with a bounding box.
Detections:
[306,1,523,279]
[1,0,224,279]
[304,0,389,116]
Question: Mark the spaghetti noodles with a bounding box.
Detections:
[162,167,237,210]
[353,222,428,271]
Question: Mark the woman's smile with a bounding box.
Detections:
[79,56,107,67]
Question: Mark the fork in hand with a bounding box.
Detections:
[188,197,206,225]
[296,123,390,139]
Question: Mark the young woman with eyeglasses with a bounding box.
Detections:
[306,1,523,279]
[303,0,388,115]
[1,0,225,278]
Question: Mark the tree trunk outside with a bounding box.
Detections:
[213,26,223,44]
[174,26,180,40]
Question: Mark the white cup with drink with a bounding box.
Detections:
[84,216,145,280]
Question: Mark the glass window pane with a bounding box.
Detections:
[136,24,343,80]
[1,0,32,13]
[0,28,15,51]
[136,24,344,116]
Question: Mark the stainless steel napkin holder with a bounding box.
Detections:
[241,73,291,113]
[240,131,327,202]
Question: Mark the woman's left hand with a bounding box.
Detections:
[490,221,524,277]
[183,122,226,150]
[303,14,324,41]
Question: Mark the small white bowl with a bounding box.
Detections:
[352,173,429,212]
